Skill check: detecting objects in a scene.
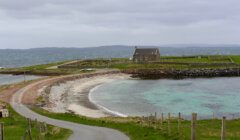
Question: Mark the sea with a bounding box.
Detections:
[0,74,42,86]
[90,77,240,119]
[1,45,240,68]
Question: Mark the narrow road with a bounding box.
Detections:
[10,79,129,140]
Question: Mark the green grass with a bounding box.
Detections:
[0,105,72,140]
[0,60,91,76]
[32,107,240,140]
[229,56,240,64]
[54,55,240,70]
[159,119,240,140]
[159,55,232,63]
[32,108,169,140]
[18,61,69,71]
[1,55,240,76]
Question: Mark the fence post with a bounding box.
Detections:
[154,112,157,120]
[148,116,150,127]
[154,112,157,128]
[168,113,171,136]
[38,122,42,140]
[178,112,181,134]
[191,113,197,140]
[43,122,48,133]
[35,119,38,127]
[27,118,32,131]
[141,116,144,126]
[161,113,164,126]
[212,112,215,120]
[22,129,27,140]
[28,129,32,140]
[221,116,226,140]
[0,123,4,140]
[27,118,32,140]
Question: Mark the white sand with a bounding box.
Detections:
[68,104,108,118]
[43,73,130,118]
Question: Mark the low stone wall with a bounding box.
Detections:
[122,68,240,79]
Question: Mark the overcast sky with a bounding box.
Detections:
[0,0,240,49]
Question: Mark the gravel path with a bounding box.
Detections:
[10,79,129,140]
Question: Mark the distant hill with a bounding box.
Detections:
[1,44,240,68]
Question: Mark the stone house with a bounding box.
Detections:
[133,47,160,63]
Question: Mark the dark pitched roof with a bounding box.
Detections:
[134,48,159,55]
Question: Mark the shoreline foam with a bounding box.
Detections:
[88,85,128,117]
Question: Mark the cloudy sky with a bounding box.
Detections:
[0,0,240,49]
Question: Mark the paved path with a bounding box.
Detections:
[10,79,129,140]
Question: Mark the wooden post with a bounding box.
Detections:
[24,71,26,83]
[27,118,32,130]
[178,112,181,133]
[22,129,27,140]
[150,113,153,125]
[154,112,157,128]
[28,118,33,140]
[34,119,38,128]
[191,113,197,140]
[28,129,32,140]
[43,122,48,133]
[161,113,164,124]
[148,116,150,127]
[221,116,226,140]
[154,112,157,120]
[38,122,42,140]
[0,123,4,140]
[168,113,171,136]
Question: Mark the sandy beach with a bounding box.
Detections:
[42,73,130,118]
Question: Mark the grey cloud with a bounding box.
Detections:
[1,0,239,25]
[0,0,239,48]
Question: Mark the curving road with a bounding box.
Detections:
[10,78,129,140]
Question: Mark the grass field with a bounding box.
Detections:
[56,55,240,70]
[1,55,240,76]
[0,105,72,140]
[32,108,169,140]
[229,56,240,64]
[32,107,240,140]
[161,55,232,63]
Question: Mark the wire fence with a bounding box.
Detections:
[1,112,239,140]
[0,118,48,140]
[138,112,240,140]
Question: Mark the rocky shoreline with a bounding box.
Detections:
[123,68,240,79]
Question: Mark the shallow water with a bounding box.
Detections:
[0,74,42,85]
[90,77,240,119]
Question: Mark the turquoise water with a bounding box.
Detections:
[90,77,240,119]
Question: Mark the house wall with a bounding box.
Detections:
[133,54,159,63]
